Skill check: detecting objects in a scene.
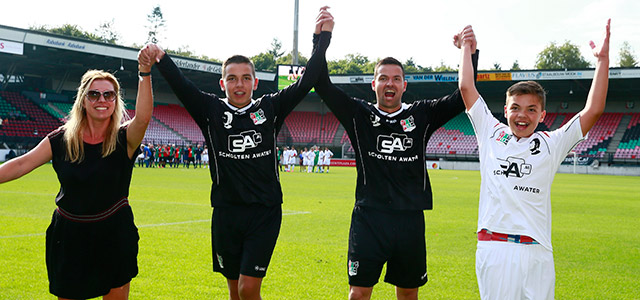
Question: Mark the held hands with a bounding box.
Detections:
[315,6,334,34]
[453,25,477,54]
[137,44,166,72]
[590,19,611,61]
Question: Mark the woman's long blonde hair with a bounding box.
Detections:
[63,70,129,163]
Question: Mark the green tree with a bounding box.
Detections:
[159,44,221,63]
[327,60,363,74]
[146,5,166,44]
[327,53,376,74]
[95,19,120,44]
[252,52,276,72]
[535,41,590,69]
[491,62,502,71]
[268,38,285,60]
[165,45,195,58]
[197,55,221,63]
[30,24,103,42]
[433,60,456,72]
[618,41,638,67]
[511,60,521,70]
[276,51,308,66]
[403,57,432,73]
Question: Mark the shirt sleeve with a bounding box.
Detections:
[466,95,500,148]
[314,55,358,134]
[156,54,214,127]
[547,113,586,159]
[271,31,332,123]
[422,50,480,129]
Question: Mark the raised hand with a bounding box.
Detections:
[138,44,166,72]
[590,18,611,60]
[315,6,334,34]
[137,44,155,72]
[453,25,476,53]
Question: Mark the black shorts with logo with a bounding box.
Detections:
[347,205,427,288]
[211,204,282,279]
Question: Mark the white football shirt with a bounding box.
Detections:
[467,96,585,251]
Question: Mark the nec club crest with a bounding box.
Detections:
[250,109,266,125]
[496,131,512,145]
[401,116,416,132]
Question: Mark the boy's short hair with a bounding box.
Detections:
[222,55,255,78]
[506,81,547,110]
[374,57,405,78]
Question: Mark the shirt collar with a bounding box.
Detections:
[375,103,410,118]
[222,98,256,113]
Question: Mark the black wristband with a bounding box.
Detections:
[138,71,151,77]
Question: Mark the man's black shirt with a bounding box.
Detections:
[156,31,331,207]
[315,50,478,211]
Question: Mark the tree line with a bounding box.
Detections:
[29,6,638,74]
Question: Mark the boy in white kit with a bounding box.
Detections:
[457,20,610,300]
[317,147,325,173]
[322,147,333,173]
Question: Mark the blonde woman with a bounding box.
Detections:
[0,48,154,299]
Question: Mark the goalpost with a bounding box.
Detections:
[568,150,578,174]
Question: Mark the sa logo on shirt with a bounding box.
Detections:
[228,130,262,152]
[495,156,532,178]
[377,133,413,154]
[250,109,267,125]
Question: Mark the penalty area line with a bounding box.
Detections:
[0,211,311,238]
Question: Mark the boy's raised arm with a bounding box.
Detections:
[457,25,480,111]
[579,18,611,136]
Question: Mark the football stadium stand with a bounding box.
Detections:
[282,111,339,145]
[151,104,205,144]
[614,113,640,159]
[2,89,640,166]
[0,91,62,139]
[427,113,477,155]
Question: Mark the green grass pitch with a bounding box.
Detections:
[1,165,638,299]
[278,76,315,92]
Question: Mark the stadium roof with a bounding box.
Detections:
[2,23,640,106]
[0,24,277,97]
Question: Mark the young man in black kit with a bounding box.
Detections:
[314,18,479,300]
[139,7,333,300]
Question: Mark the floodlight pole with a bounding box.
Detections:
[292,0,299,65]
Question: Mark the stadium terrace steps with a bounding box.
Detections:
[130,105,186,145]
[427,113,478,155]
[152,104,205,144]
[332,125,346,145]
[0,96,27,120]
[607,114,631,153]
[277,123,291,145]
[44,102,68,120]
[282,111,339,145]
[614,114,640,159]
[1,90,639,161]
[548,113,566,131]
[572,113,623,158]
[0,91,62,138]
[541,113,558,130]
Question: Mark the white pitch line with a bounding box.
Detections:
[138,219,209,228]
[0,233,45,239]
[0,211,311,238]
[283,211,311,216]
